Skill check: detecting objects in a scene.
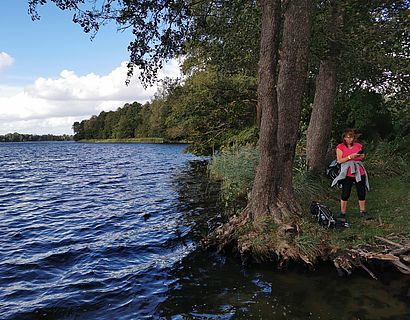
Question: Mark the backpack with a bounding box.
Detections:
[326,159,340,180]
[310,201,350,228]
[310,201,336,228]
[326,159,342,189]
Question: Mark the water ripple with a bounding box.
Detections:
[0,142,212,320]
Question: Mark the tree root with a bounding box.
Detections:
[202,210,251,255]
[202,211,410,280]
[202,208,310,267]
[332,235,410,279]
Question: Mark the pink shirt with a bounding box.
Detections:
[336,143,365,177]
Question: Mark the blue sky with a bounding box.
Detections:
[0,1,180,135]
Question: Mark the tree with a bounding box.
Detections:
[113,103,141,138]
[163,68,257,154]
[183,0,261,123]
[333,89,393,140]
[244,0,311,222]
[29,0,193,85]
[185,0,261,77]
[306,1,342,172]
[29,0,312,260]
[306,0,410,172]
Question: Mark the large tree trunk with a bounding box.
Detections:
[306,59,337,172]
[276,0,312,211]
[246,0,281,221]
[247,0,312,223]
[306,2,343,172]
[209,0,312,259]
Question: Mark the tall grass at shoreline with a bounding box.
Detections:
[208,145,333,214]
[207,140,410,254]
[208,145,258,214]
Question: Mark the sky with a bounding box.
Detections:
[0,1,181,135]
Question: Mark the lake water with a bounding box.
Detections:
[0,142,409,320]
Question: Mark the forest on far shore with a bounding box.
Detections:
[72,74,407,155]
[0,133,73,142]
[70,1,408,156]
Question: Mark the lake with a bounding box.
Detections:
[0,142,409,319]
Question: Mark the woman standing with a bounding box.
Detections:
[331,128,370,222]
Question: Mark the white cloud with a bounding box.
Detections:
[0,52,14,71]
[0,59,181,135]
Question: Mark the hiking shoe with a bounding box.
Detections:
[335,213,347,223]
[360,211,373,220]
[335,213,350,228]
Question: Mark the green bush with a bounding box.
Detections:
[364,138,410,178]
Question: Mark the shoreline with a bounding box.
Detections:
[206,150,410,279]
[77,138,191,144]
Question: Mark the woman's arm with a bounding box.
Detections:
[337,149,359,164]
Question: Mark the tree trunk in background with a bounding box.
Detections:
[247,0,311,223]
[306,2,343,172]
[306,59,337,172]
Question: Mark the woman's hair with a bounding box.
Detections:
[341,128,357,147]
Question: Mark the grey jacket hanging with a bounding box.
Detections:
[331,161,370,190]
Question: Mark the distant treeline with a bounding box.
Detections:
[72,101,174,142]
[72,74,257,155]
[0,133,73,142]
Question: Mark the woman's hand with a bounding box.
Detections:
[350,153,365,159]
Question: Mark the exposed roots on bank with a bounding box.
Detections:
[203,213,410,280]
[202,209,318,267]
[333,235,410,279]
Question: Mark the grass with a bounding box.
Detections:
[327,175,410,249]
[208,145,258,212]
[208,143,410,257]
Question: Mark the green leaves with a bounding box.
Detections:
[164,69,258,154]
[29,0,191,85]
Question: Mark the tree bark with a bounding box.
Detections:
[306,2,343,172]
[276,0,312,210]
[247,0,281,222]
[247,0,311,223]
[306,59,337,172]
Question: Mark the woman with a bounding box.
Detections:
[331,128,370,221]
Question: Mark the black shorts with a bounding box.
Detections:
[341,175,366,201]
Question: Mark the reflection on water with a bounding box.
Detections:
[159,251,410,319]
